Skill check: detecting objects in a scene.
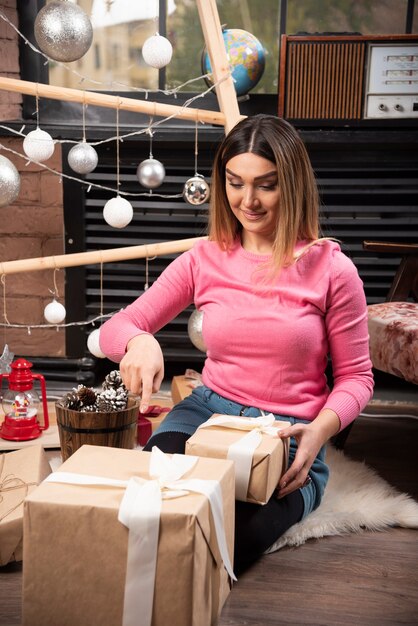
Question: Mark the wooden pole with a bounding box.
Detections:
[0,236,207,276]
[196,0,242,133]
[0,76,228,126]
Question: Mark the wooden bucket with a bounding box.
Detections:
[56,396,139,461]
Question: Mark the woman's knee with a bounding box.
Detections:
[143,430,189,454]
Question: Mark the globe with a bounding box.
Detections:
[202,28,266,97]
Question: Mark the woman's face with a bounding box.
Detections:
[225,152,280,249]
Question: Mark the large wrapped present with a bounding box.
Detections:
[23,444,235,626]
[185,414,289,505]
[0,445,51,566]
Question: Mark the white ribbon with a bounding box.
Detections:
[45,446,236,626]
[198,414,282,501]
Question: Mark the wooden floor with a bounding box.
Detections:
[1,412,417,626]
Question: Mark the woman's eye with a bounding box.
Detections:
[259,184,277,190]
[227,181,243,188]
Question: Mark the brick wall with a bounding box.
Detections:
[0,1,66,357]
[0,0,21,119]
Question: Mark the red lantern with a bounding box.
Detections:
[0,358,49,441]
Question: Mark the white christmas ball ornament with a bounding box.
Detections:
[142,34,173,69]
[183,174,210,206]
[0,155,20,208]
[87,328,106,359]
[103,196,133,229]
[136,158,165,189]
[23,128,55,162]
[34,1,93,63]
[187,309,207,353]
[44,299,66,324]
[68,142,98,174]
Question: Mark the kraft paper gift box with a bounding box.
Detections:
[0,445,51,566]
[22,444,235,626]
[171,371,202,405]
[185,414,290,505]
[137,405,171,446]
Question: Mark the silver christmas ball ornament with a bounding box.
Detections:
[136,158,165,189]
[0,155,20,208]
[44,299,66,324]
[23,128,55,162]
[187,309,207,353]
[68,142,98,174]
[142,34,173,69]
[103,196,133,229]
[87,328,106,359]
[183,174,210,206]
[34,1,93,63]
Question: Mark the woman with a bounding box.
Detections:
[100,114,374,572]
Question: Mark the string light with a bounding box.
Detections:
[0,72,226,200]
[0,10,214,97]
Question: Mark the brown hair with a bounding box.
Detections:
[209,114,321,273]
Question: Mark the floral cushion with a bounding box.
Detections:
[367,302,418,384]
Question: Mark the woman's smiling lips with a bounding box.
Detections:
[241,210,265,220]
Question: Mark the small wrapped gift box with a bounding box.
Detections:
[171,370,202,405]
[137,405,171,446]
[0,445,51,566]
[185,414,289,505]
[23,444,235,626]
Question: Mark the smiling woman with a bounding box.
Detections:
[225,154,280,255]
[99,114,374,573]
[209,114,320,272]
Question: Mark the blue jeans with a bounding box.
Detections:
[152,384,329,518]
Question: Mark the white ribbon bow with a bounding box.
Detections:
[198,413,282,501]
[45,446,236,626]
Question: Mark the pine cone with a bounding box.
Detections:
[96,387,128,412]
[62,391,81,410]
[76,385,97,407]
[103,370,126,391]
[80,404,97,412]
[96,396,115,413]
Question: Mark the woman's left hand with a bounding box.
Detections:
[276,409,340,498]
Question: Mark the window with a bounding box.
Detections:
[37,0,415,97]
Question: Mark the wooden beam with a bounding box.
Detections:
[0,76,227,126]
[0,236,208,275]
[196,0,243,134]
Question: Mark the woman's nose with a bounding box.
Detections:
[243,186,259,208]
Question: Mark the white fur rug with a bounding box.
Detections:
[266,446,418,553]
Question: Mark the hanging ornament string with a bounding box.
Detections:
[144,256,156,291]
[82,93,87,143]
[194,116,199,175]
[35,84,40,129]
[1,275,11,326]
[44,266,66,326]
[102,101,134,228]
[99,255,104,319]
[53,267,60,299]
[116,98,121,194]
[182,113,210,206]
[148,117,154,159]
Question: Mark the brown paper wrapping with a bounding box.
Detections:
[171,374,200,404]
[0,445,51,566]
[23,444,235,626]
[185,416,290,505]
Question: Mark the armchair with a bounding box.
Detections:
[333,241,418,449]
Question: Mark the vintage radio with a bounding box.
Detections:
[278,34,418,122]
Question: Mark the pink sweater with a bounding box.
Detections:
[100,239,374,431]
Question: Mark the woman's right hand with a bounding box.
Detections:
[119,334,164,413]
